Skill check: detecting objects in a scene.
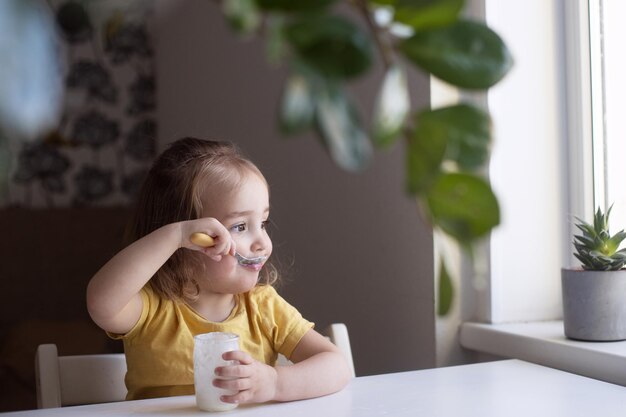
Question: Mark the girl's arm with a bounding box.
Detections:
[275,329,352,400]
[86,218,233,335]
[216,329,352,404]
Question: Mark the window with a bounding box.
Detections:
[483,0,623,324]
[439,0,618,332]
[590,0,626,228]
[452,2,626,378]
[485,0,564,324]
[435,0,567,365]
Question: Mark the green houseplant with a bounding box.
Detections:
[562,206,626,341]
[218,0,513,315]
[0,0,513,315]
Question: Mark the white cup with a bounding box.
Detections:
[193,332,240,412]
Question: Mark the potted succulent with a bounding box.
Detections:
[562,206,626,341]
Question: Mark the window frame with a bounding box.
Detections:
[436,0,603,366]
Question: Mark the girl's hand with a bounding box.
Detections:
[213,351,278,404]
[180,217,235,262]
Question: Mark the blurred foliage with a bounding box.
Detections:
[0,0,64,141]
[0,0,513,314]
[221,0,513,315]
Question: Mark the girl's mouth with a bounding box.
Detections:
[241,262,264,272]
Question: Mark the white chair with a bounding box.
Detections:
[35,322,354,408]
[323,323,355,377]
[35,344,127,408]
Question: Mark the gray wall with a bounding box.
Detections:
[155,0,435,376]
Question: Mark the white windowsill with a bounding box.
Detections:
[459,321,626,386]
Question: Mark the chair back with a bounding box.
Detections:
[324,323,355,377]
[36,344,127,408]
[36,322,354,408]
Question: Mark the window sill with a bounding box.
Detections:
[459,321,626,386]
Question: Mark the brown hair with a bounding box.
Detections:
[127,137,278,302]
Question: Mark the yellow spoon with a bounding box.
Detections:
[190,232,216,247]
[190,232,267,266]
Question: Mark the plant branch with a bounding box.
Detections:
[352,0,393,70]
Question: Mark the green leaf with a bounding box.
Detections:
[278,73,316,135]
[574,235,595,248]
[372,64,410,148]
[595,205,607,226]
[400,19,513,89]
[608,231,626,251]
[265,16,287,65]
[315,86,372,171]
[424,104,491,171]
[437,257,454,316]
[394,0,465,31]
[406,110,448,194]
[256,0,337,12]
[284,15,373,80]
[427,173,500,243]
[222,0,260,35]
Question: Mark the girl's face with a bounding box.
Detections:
[199,171,272,295]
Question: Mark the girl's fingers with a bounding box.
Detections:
[214,351,254,378]
[185,218,233,255]
[196,235,233,260]
[213,358,276,405]
[215,236,236,258]
[222,350,253,364]
[207,254,222,262]
[213,377,251,392]
[220,390,253,404]
[215,363,249,378]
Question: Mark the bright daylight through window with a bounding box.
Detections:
[591,0,626,228]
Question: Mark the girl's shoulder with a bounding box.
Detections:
[139,283,178,318]
[142,283,167,305]
[246,284,279,302]
[242,285,295,314]
[242,285,311,340]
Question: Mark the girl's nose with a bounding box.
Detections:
[251,231,270,254]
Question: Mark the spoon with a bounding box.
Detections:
[189,232,267,266]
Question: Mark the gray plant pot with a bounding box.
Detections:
[561,268,626,341]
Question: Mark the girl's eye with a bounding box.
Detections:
[231,223,246,232]
[262,219,271,230]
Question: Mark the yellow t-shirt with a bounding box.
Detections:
[110,284,313,400]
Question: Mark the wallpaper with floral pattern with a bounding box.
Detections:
[3,0,156,207]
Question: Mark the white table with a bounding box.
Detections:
[3,360,625,416]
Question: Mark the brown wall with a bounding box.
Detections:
[155,0,436,376]
[0,2,436,411]
[0,207,129,411]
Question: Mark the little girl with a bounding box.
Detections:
[86,137,351,404]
